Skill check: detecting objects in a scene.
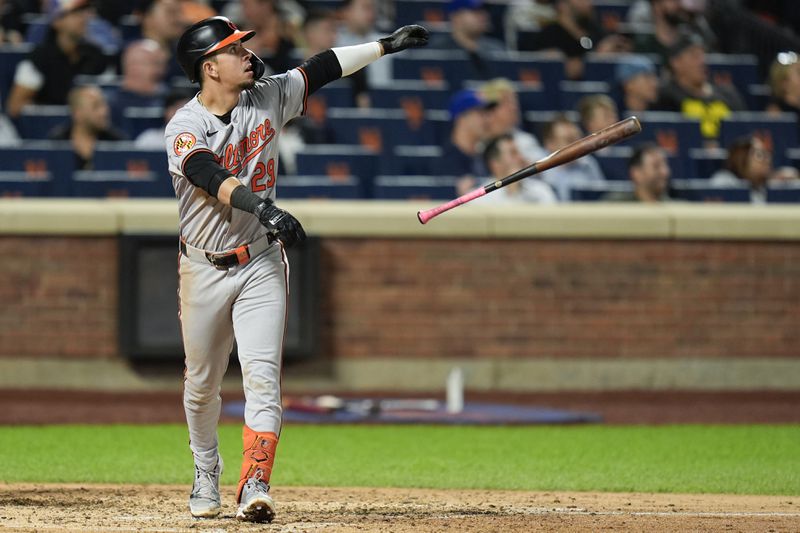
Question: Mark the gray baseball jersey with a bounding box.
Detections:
[165,69,307,252]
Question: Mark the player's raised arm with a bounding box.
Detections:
[296,25,429,96]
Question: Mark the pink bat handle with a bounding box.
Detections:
[417,187,487,224]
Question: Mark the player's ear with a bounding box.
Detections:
[200,57,218,83]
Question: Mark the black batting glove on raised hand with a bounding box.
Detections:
[254,200,306,248]
[378,25,429,55]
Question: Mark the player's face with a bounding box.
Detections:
[213,41,257,90]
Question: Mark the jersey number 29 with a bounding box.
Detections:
[251,159,276,192]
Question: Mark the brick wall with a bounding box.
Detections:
[0,237,118,358]
[319,239,800,359]
[2,236,799,360]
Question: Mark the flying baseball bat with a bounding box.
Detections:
[417,116,642,224]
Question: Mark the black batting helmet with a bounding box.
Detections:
[177,16,256,83]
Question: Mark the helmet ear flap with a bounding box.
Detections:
[248,50,266,80]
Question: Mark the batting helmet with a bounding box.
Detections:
[177,16,256,83]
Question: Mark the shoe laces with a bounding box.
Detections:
[244,476,270,497]
[192,464,220,500]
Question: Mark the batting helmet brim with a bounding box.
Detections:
[205,29,256,55]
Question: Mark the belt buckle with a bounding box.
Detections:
[205,251,230,270]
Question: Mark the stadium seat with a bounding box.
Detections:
[583,53,662,84]
[16,105,70,139]
[0,141,74,196]
[593,0,633,33]
[570,181,634,201]
[370,81,452,111]
[670,180,751,203]
[278,175,363,199]
[0,44,33,107]
[766,185,800,203]
[309,80,354,109]
[687,148,727,179]
[295,145,380,197]
[382,145,443,175]
[719,112,798,167]
[394,0,448,26]
[629,111,703,163]
[559,80,611,111]
[120,107,163,139]
[325,107,440,149]
[373,175,458,200]
[72,142,173,198]
[706,54,760,91]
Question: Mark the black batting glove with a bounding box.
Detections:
[378,25,429,55]
[254,200,306,248]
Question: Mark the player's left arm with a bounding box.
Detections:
[298,25,429,96]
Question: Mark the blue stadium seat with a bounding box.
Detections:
[766,185,800,203]
[670,180,751,203]
[394,0,448,26]
[295,145,380,197]
[629,111,703,167]
[278,175,363,199]
[786,147,800,168]
[570,181,633,201]
[706,54,760,92]
[382,145,443,175]
[120,107,163,139]
[594,1,632,33]
[0,141,73,196]
[72,142,173,197]
[16,105,70,139]
[559,80,611,111]
[308,80,354,108]
[0,44,33,109]
[687,148,727,179]
[373,175,458,200]
[719,112,798,167]
[325,107,440,148]
[370,81,452,111]
[583,54,662,84]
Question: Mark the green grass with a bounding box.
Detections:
[1,424,798,495]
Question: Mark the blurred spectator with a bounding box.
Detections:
[0,0,35,43]
[479,133,558,204]
[5,0,111,118]
[577,94,619,134]
[47,85,126,170]
[710,135,800,203]
[133,0,187,78]
[109,39,168,117]
[604,143,673,202]
[134,88,193,149]
[504,0,556,50]
[632,0,710,62]
[428,0,506,80]
[767,51,800,122]
[537,113,606,200]
[179,0,216,24]
[298,9,338,58]
[337,0,390,106]
[654,31,745,142]
[480,78,544,158]
[233,0,296,76]
[616,55,660,112]
[518,0,629,80]
[434,89,492,190]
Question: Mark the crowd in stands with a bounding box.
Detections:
[0,0,799,203]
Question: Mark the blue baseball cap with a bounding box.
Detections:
[448,89,491,121]
[615,55,657,84]
[447,0,483,14]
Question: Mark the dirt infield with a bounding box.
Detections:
[0,484,798,532]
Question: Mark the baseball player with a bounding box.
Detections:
[166,16,428,523]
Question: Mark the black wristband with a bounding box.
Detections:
[230,186,267,214]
